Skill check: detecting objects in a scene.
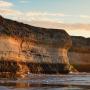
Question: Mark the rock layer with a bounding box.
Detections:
[0,16,72,76]
[68,36,90,72]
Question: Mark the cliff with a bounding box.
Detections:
[68,36,90,72]
[0,16,72,77]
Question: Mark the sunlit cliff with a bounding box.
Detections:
[0,16,73,77]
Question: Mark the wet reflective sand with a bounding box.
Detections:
[0,73,90,90]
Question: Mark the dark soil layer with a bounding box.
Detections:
[0,60,70,75]
[72,64,90,72]
[27,63,70,74]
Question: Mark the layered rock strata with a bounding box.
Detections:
[68,36,90,72]
[0,16,72,76]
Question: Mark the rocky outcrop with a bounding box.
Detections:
[68,36,90,72]
[0,16,72,76]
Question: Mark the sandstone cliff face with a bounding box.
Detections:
[68,36,90,72]
[0,16,72,75]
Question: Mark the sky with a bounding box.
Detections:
[0,0,90,37]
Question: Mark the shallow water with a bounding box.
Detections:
[0,73,90,90]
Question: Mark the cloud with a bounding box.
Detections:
[0,9,22,16]
[20,16,63,23]
[26,12,69,17]
[15,11,70,23]
[80,15,90,19]
[0,1,13,7]
[3,11,65,23]
[19,0,29,3]
[0,9,68,23]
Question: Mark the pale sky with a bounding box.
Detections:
[0,0,90,37]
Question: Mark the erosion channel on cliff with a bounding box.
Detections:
[0,16,77,77]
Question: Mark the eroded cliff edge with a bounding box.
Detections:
[0,16,72,76]
[68,36,90,72]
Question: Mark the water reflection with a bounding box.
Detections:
[0,73,90,90]
[0,82,90,90]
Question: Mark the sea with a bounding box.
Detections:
[0,72,90,90]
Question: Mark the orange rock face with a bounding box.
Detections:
[0,16,72,75]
